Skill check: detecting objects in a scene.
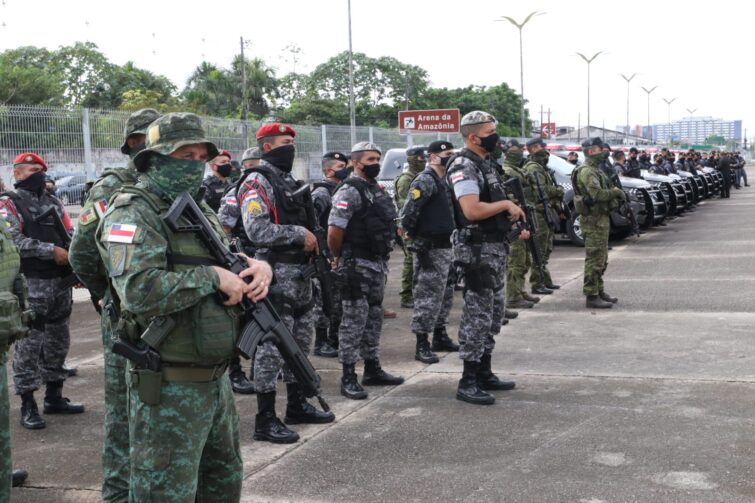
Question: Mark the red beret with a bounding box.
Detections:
[13,152,48,171]
[255,123,296,140]
[211,150,232,164]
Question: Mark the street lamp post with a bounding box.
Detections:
[347,0,356,146]
[662,97,676,146]
[498,11,544,138]
[640,86,658,142]
[620,73,637,142]
[576,52,603,138]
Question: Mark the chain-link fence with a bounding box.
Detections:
[0,105,462,208]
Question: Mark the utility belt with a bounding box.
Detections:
[22,267,68,280]
[258,250,309,265]
[456,228,506,245]
[342,246,387,262]
[128,361,230,406]
[413,234,452,249]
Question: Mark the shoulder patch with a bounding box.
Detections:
[410,188,422,200]
[335,201,348,210]
[79,205,98,226]
[246,199,263,216]
[450,172,465,183]
[94,199,108,217]
[108,243,127,277]
[107,223,138,244]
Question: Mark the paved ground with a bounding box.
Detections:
[9,175,755,502]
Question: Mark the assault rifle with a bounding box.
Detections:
[163,192,329,411]
[503,177,546,280]
[531,173,559,233]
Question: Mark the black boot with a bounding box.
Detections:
[64,366,78,377]
[431,326,459,352]
[341,363,367,400]
[523,293,541,303]
[12,469,28,487]
[586,295,613,309]
[253,391,299,443]
[362,359,404,386]
[415,333,439,364]
[314,327,338,358]
[456,360,494,405]
[545,283,561,290]
[477,354,516,391]
[43,380,85,414]
[284,383,335,424]
[504,309,519,319]
[599,291,618,304]
[229,360,256,394]
[20,392,45,430]
[531,286,554,295]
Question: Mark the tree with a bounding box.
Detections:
[182,62,236,117]
[0,47,65,105]
[53,42,111,106]
[230,55,277,119]
[84,61,177,110]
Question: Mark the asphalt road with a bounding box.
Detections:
[9,174,755,502]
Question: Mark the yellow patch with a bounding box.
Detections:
[147,124,160,145]
[246,200,263,217]
[410,188,422,200]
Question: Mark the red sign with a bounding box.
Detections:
[398,109,460,134]
[541,122,556,138]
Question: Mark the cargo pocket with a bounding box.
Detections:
[0,291,29,347]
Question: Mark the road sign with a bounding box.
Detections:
[398,109,460,134]
[541,122,556,138]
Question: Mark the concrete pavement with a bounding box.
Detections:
[10,175,755,502]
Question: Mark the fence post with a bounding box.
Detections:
[82,108,95,179]
[368,126,374,144]
[242,120,249,150]
[321,125,328,154]
[407,133,413,148]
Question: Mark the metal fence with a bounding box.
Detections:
[0,105,462,203]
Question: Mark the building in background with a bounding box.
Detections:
[651,117,742,144]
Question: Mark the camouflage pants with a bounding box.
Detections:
[253,263,314,394]
[529,210,554,288]
[337,262,385,365]
[399,240,414,304]
[456,245,506,362]
[128,373,242,502]
[312,277,342,331]
[410,248,454,334]
[582,214,610,296]
[0,353,10,503]
[101,300,129,503]
[12,278,72,394]
[505,239,530,302]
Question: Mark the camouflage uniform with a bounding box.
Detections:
[311,179,342,347]
[201,174,230,212]
[0,189,73,396]
[573,154,622,297]
[97,113,242,501]
[524,155,563,290]
[70,107,159,502]
[394,155,424,306]
[501,153,532,302]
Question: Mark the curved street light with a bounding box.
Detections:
[640,86,658,141]
[662,97,677,145]
[620,73,637,141]
[576,51,603,136]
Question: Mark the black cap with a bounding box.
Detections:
[504,139,523,150]
[611,150,625,159]
[406,146,427,157]
[323,151,347,162]
[526,137,546,148]
[581,137,603,148]
[427,140,454,154]
[629,147,638,153]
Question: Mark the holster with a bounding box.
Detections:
[129,368,162,406]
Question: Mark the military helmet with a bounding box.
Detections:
[132,113,219,171]
[460,110,497,127]
[120,108,162,155]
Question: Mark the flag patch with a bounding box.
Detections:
[95,199,108,217]
[225,197,238,206]
[450,172,465,183]
[107,223,137,243]
[335,201,348,210]
[79,206,98,226]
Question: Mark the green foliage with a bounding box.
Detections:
[705,135,725,145]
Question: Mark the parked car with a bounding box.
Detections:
[55,175,87,205]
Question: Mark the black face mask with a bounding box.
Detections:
[362,163,381,179]
[215,163,233,178]
[333,167,351,181]
[478,133,500,153]
[262,144,296,173]
[439,156,451,168]
[15,171,47,195]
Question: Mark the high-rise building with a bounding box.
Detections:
[651,116,742,144]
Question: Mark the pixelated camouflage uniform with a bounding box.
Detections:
[446,149,509,362]
[394,159,424,305]
[398,167,455,334]
[501,154,532,302]
[0,189,73,395]
[524,156,563,289]
[238,160,314,393]
[69,163,138,503]
[311,180,342,335]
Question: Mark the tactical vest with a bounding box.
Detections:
[413,170,455,240]
[107,186,240,365]
[4,192,70,279]
[311,181,337,231]
[83,167,139,205]
[446,151,512,237]
[572,164,611,216]
[0,224,30,351]
[393,171,418,208]
[338,177,396,261]
[202,176,228,212]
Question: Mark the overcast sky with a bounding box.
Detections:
[1,0,752,139]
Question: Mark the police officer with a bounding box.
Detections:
[311,151,350,358]
[201,149,233,212]
[446,111,525,405]
[395,146,426,308]
[328,142,405,400]
[501,140,536,310]
[566,151,580,166]
[239,123,334,444]
[97,112,273,500]
[524,137,562,295]
[624,147,643,178]
[399,140,458,364]
[69,107,160,501]
[572,137,625,309]
[718,152,732,198]
[0,153,84,430]
[0,222,32,495]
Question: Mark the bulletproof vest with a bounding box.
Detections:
[84,166,139,204]
[0,224,29,351]
[108,185,240,365]
[446,150,512,236]
[338,177,397,261]
[202,176,227,212]
[413,169,454,239]
[4,191,69,279]
[311,180,337,230]
[625,158,642,178]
